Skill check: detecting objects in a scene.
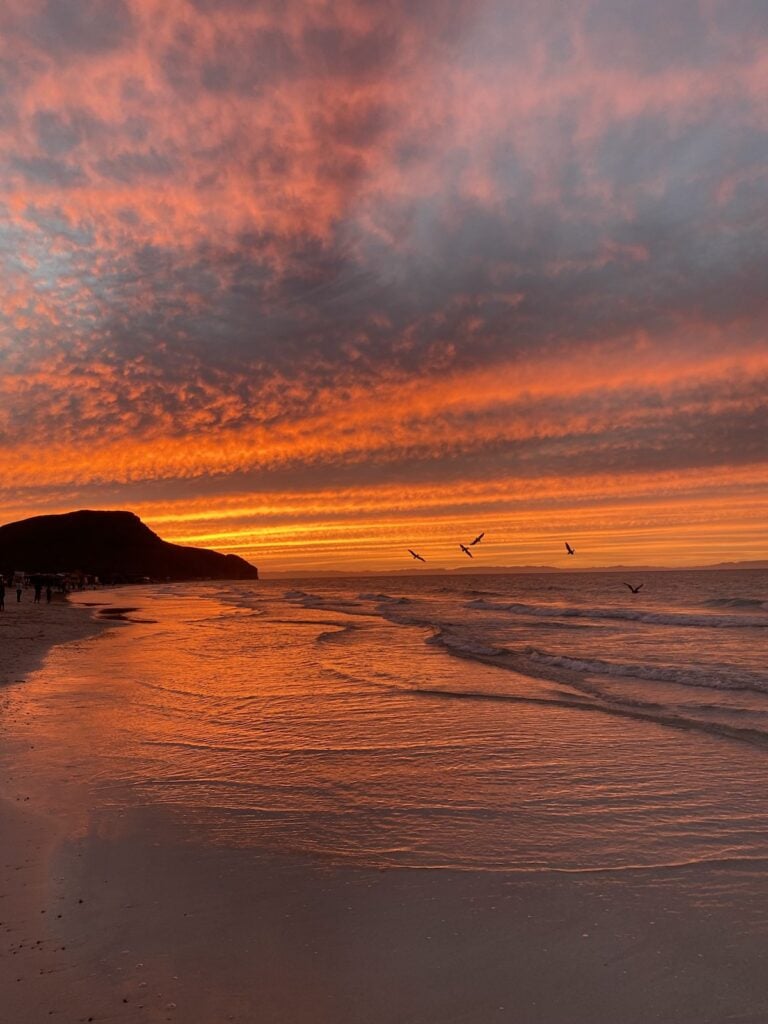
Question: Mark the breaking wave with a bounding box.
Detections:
[523,647,768,694]
[465,598,768,628]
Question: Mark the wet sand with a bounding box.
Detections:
[5,802,768,1023]
[2,596,768,1022]
[0,591,109,688]
[0,595,110,1020]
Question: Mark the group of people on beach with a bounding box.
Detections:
[0,577,52,610]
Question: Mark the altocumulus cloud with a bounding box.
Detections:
[0,0,766,565]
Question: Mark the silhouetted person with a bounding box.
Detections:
[0,578,5,612]
[34,581,42,603]
[16,584,22,602]
[46,584,53,603]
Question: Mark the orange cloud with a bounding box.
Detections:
[1,1,766,569]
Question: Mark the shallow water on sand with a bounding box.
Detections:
[3,572,768,873]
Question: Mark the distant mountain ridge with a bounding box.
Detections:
[265,561,768,578]
[0,510,258,581]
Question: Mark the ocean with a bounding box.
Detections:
[8,570,768,875]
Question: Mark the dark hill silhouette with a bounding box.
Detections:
[0,510,258,582]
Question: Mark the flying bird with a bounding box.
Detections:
[408,549,426,562]
[624,583,643,594]
[469,532,485,546]
[460,544,473,558]
[565,542,575,555]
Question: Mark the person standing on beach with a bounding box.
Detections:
[16,582,22,602]
[0,577,5,611]
[34,580,42,603]
[45,583,53,603]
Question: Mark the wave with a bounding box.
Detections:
[703,597,768,610]
[426,631,506,658]
[269,588,768,751]
[406,678,768,750]
[284,590,365,611]
[357,593,412,605]
[425,626,768,696]
[405,634,768,750]
[315,622,362,644]
[466,598,768,628]
[524,647,768,694]
[310,596,768,694]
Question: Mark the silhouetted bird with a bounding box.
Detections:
[565,542,575,555]
[470,532,485,545]
[408,549,426,562]
[460,544,473,558]
[624,583,643,593]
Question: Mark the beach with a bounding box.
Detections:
[0,597,109,1021]
[4,2,767,1020]
[2,578,768,1022]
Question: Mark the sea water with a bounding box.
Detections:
[6,570,768,873]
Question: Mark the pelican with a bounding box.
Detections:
[624,583,643,594]
[408,549,426,562]
[470,532,485,546]
[565,542,575,555]
[460,543,473,558]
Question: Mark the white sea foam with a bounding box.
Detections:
[427,630,505,658]
[285,589,365,610]
[703,597,768,610]
[465,598,768,628]
[523,646,768,694]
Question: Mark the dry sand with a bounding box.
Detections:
[2,595,768,1023]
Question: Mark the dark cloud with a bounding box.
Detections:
[164,25,298,96]
[25,0,133,57]
[300,22,400,80]
[94,149,176,184]
[11,154,86,187]
[33,110,81,156]
[585,0,711,72]
[201,29,298,94]
[712,0,768,40]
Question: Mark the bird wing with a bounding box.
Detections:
[623,583,632,590]
[470,532,485,545]
[636,583,643,591]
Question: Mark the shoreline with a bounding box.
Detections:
[0,594,114,1020]
[0,590,112,689]
[2,588,768,1022]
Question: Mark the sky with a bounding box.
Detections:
[0,0,766,573]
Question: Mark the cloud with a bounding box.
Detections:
[10,0,134,60]
[0,0,766,565]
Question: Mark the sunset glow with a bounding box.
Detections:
[1,1,766,571]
